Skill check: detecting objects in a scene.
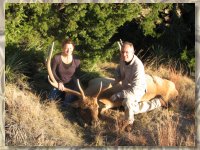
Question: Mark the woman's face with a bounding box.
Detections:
[62,43,74,56]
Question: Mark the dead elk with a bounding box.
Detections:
[85,75,179,114]
[47,42,106,126]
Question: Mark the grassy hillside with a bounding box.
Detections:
[5,84,84,146]
[5,62,195,146]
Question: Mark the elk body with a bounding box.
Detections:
[85,75,179,114]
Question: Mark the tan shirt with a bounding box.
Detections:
[115,55,147,99]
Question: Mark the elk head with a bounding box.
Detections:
[46,42,103,125]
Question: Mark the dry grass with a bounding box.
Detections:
[98,62,117,78]
[5,60,195,147]
[145,62,195,112]
[5,84,83,146]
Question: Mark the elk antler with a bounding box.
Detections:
[100,83,112,96]
[77,79,86,99]
[92,82,112,99]
[48,76,82,97]
[47,42,83,98]
[47,42,57,84]
[117,39,123,51]
[94,82,102,98]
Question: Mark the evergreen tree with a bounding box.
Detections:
[5,3,195,77]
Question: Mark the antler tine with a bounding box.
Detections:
[117,39,123,51]
[76,79,86,99]
[95,81,103,98]
[102,83,112,92]
[119,39,123,45]
[47,42,82,97]
[117,41,122,51]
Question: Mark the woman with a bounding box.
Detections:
[48,38,80,105]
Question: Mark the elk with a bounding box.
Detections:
[47,42,109,125]
[86,75,179,114]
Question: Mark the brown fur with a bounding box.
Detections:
[85,74,179,114]
[70,96,99,124]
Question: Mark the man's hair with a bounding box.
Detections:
[122,41,135,53]
[62,38,75,48]
[123,41,134,48]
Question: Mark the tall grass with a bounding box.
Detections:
[5,84,83,146]
[153,109,194,146]
[5,51,28,83]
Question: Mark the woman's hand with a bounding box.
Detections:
[58,82,65,91]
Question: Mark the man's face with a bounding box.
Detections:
[121,44,134,62]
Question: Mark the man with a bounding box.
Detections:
[110,41,166,131]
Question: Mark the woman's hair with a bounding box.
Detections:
[61,38,75,48]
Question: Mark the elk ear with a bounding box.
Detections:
[70,100,80,108]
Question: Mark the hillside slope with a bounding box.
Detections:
[5,63,195,146]
[5,84,84,146]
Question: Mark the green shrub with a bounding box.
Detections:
[5,51,28,83]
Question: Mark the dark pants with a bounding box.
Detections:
[48,79,79,106]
